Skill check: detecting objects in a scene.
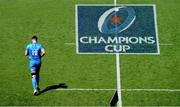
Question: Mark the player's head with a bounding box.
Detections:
[31,35,38,43]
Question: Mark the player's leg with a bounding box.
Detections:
[36,72,40,90]
[31,72,38,95]
[30,61,38,95]
[36,62,41,91]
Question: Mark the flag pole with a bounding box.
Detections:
[114,0,122,107]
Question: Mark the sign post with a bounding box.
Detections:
[75,2,159,106]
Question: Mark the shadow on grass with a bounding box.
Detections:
[38,83,68,96]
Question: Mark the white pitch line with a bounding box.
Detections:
[159,44,173,46]
[56,88,115,91]
[64,43,173,46]
[55,88,180,92]
[64,43,76,45]
[123,89,180,92]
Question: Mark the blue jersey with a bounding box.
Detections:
[26,43,44,62]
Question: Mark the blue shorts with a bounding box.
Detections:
[29,60,41,73]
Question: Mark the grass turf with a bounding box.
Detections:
[0,0,180,106]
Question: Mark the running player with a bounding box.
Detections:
[25,36,45,96]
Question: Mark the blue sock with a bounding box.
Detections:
[36,74,40,88]
[32,76,37,91]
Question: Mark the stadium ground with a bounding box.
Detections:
[0,0,180,106]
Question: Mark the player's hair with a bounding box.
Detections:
[32,35,38,41]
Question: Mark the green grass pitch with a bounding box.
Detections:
[0,0,180,106]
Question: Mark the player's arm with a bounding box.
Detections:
[25,46,29,56]
[41,48,45,57]
[25,50,29,56]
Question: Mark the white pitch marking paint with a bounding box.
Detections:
[114,0,122,106]
[55,88,180,92]
[64,43,76,45]
[159,44,173,46]
[56,88,115,91]
[116,53,122,107]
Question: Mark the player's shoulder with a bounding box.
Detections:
[36,43,42,47]
[26,43,32,48]
[37,43,44,48]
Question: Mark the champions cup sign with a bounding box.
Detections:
[76,4,160,106]
[76,4,160,54]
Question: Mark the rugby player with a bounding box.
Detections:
[25,36,45,96]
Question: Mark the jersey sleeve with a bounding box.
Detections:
[25,45,30,55]
[26,45,29,51]
[40,44,45,52]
